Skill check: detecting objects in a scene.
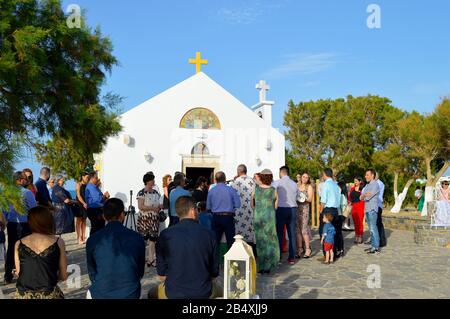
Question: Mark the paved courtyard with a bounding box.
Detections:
[1,228,449,299]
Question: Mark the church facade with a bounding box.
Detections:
[97,60,285,205]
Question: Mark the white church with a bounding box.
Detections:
[96,53,285,204]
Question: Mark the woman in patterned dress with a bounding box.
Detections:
[251,169,279,274]
[137,172,162,267]
[231,165,255,248]
[295,173,313,259]
[51,175,76,235]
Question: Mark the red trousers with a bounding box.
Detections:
[352,201,365,237]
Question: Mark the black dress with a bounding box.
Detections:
[74,183,88,218]
[192,189,208,204]
[15,240,64,299]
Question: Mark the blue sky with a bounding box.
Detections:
[18,0,450,184]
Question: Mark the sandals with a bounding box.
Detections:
[303,248,312,259]
[295,249,304,259]
[146,260,156,268]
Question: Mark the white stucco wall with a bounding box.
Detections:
[99,72,285,206]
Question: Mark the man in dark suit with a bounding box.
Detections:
[86,198,145,299]
[154,196,221,299]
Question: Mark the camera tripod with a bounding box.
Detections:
[124,190,137,231]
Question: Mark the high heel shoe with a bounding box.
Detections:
[303,248,312,259]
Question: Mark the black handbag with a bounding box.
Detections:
[158,210,167,223]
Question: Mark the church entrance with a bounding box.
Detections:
[181,154,220,190]
[186,167,215,189]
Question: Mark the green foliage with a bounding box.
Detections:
[34,94,123,180]
[0,0,121,212]
[284,95,404,180]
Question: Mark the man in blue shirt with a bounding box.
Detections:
[3,171,36,284]
[207,171,241,249]
[361,169,381,254]
[154,196,220,299]
[375,173,387,247]
[169,173,191,226]
[273,166,299,265]
[34,167,52,207]
[85,172,110,235]
[86,198,145,299]
[319,168,342,258]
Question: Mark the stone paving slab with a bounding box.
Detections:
[1,228,449,299]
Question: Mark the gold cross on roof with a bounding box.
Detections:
[189,52,208,74]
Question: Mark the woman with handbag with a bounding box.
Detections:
[295,172,313,259]
[349,177,365,244]
[137,172,162,267]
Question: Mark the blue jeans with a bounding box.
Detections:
[276,207,297,260]
[366,210,380,249]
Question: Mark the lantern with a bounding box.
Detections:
[224,235,257,299]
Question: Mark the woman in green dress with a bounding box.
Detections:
[251,169,280,274]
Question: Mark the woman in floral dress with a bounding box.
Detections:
[251,169,279,274]
[295,172,313,258]
[137,172,162,267]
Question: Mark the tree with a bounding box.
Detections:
[373,143,416,213]
[0,0,121,212]
[420,99,450,215]
[284,99,329,178]
[34,94,122,180]
[284,95,403,179]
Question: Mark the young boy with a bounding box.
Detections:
[197,201,212,231]
[321,213,336,264]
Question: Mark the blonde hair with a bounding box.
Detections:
[162,174,172,188]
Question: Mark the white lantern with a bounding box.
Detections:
[223,235,257,299]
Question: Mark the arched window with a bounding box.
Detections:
[191,143,210,155]
[180,108,221,129]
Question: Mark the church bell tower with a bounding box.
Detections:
[251,80,274,126]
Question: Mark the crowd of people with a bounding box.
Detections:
[1,164,391,299]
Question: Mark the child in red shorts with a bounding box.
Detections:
[321,213,336,264]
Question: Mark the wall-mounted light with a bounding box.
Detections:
[256,157,262,166]
[144,152,153,163]
[266,139,272,151]
[123,134,131,145]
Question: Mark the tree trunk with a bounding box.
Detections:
[390,178,414,213]
[425,157,433,186]
[393,172,399,199]
[422,160,450,216]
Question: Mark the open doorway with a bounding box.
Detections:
[185,167,214,190]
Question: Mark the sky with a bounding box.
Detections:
[17,0,450,186]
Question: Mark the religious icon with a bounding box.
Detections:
[180,108,221,129]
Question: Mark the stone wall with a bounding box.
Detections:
[414,224,450,247]
[383,214,428,232]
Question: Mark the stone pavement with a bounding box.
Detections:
[1,228,449,299]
